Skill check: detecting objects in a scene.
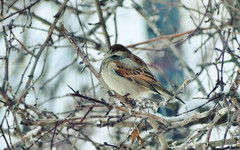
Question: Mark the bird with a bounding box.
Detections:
[100,44,184,104]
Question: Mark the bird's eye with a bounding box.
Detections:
[111,55,119,59]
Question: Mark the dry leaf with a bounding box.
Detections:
[131,127,139,144]
[131,127,145,149]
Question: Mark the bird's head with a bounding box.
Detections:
[107,44,131,57]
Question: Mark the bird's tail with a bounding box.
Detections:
[154,84,185,104]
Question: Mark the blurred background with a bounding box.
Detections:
[0,0,240,149]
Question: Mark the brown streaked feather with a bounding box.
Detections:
[129,54,147,67]
[114,60,158,89]
[113,60,185,104]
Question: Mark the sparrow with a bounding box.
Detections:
[100,44,184,104]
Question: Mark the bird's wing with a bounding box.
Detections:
[112,57,185,104]
[153,83,185,104]
[129,54,148,67]
[113,58,159,92]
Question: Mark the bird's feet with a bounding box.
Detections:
[107,90,116,97]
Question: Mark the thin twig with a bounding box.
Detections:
[16,0,70,108]
[10,30,34,55]
[148,118,169,150]
[0,0,40,22]
[94,0,111,48]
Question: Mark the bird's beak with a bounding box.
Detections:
[104,50,111,57]
[107,50,112,55]
[103,52,110,57]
